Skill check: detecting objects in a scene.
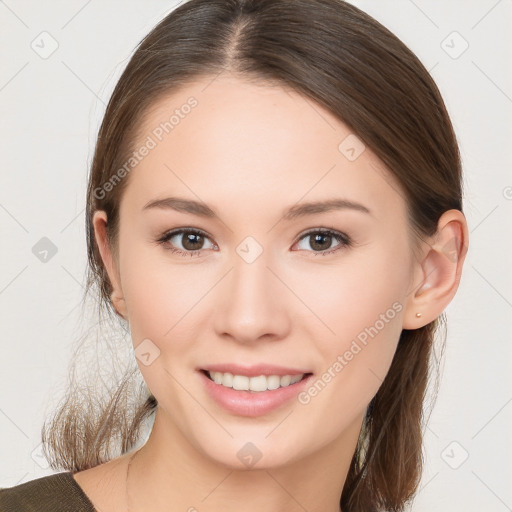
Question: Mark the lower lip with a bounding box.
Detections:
[199,370,313,417]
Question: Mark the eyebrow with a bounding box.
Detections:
[142,196,371,219]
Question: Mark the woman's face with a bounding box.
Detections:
[95,74,420,469]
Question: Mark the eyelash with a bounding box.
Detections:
[156,227,352,257]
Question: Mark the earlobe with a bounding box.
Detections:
[92,210,127,319]
[110,291,128,320]
[402,209,469,329]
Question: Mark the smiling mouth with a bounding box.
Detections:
[200,369,313,393]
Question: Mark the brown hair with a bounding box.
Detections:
[41,1,463,510]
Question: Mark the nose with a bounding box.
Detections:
[212,248,292,345]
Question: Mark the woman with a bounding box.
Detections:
[0,0,469,511]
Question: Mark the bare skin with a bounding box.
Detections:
[73,73,468,512]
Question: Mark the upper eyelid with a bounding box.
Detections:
[160,228,216,247]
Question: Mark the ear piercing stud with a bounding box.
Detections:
[415,312,422,318]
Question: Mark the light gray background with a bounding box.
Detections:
[1,1,511,510]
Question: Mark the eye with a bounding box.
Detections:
[156,228,216,257]
[156,227,352,257]
[294,228,352,256]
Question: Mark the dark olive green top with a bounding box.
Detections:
[0,472,97,511]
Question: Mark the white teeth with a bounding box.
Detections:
[290,374,303,384]
[232,375,249,390]
[213,372,223,385]
[207,371,306,392]
[222,372,233,387]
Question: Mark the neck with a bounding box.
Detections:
[124,407,363,512]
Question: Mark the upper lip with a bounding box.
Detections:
[199,363,313,377]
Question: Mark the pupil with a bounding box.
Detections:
[183,233,203,250]
[311,233,330,251]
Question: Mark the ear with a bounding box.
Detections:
[402,209,469,329]
[92,210,128,320]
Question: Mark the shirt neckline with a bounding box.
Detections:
[65,471,99,512]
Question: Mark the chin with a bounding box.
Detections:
[191,429,307,471]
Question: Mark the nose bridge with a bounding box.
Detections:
[230,241,277,312]
[213,239,290,341]
[232,244,271,299]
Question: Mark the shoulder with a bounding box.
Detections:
[0,472,96,512]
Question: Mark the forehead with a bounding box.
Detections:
[122,74,407,222]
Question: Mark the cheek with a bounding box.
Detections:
[291,241,407,389]
[289,241,408,342]
[303,244,408,410]
[118,247,207,405]
[119,242,210,338]
[118,244,220,399]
